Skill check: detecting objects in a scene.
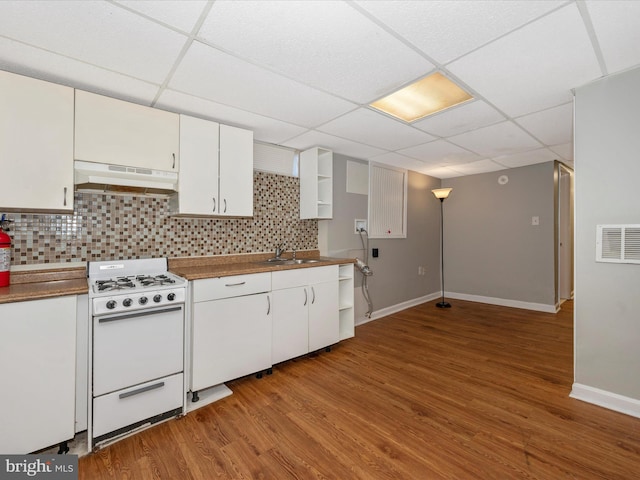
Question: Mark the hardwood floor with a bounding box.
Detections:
[79,300,640,479]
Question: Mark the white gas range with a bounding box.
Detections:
[87,258,186,449]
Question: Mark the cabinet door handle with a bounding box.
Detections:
[267,295,271,315]
[212,197,216,212]
[119,381,164,399]
[311,286,316,304]
[172,153,176,169]
[223,198,227,213]
[225,281,246,287]
[304,288,308,306]
[63,187,67,207]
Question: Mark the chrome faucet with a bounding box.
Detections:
[274,243,286,259]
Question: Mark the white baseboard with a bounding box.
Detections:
[446,291,558,313]
[355,292,440,326]
[570,383,640,419]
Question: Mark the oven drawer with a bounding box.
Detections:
[93,305,184,396]
[93,373,183,437]
[193,272,271,302]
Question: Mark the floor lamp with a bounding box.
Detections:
[432,188,453,308]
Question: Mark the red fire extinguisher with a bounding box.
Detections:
[0,214,11,287]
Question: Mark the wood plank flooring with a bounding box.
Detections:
[79,300,640,479]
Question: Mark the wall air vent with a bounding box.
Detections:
[596,224,640,264]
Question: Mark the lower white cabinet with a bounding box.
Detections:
[271,265,339,364]
[0,296,76,454]
[191,273,272,392]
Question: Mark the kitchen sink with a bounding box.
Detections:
[257,258,321,265]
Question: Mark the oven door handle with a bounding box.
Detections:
[97,306,182,323]
[119,381,165,399]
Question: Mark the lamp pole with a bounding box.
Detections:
[432,188,452,308]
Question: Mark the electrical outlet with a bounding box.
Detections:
[532,216,540,226]
[355,219,367,234]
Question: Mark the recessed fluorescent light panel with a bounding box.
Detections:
[370,72,473,123]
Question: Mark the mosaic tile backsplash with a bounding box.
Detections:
[7,171,318,265]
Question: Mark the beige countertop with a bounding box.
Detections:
[0,265,88,304]
[0,253,355,303]
[169,251,355,281]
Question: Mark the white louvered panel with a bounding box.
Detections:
[253,142,297,176]
[369,163,407,239]
[596,224,640,264]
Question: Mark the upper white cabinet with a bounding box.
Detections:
[171,115,253,217]
[0,70,74,212]
[300,147,333,219]
[75,90,179,171]
[0,296,77,454]
[172,115,220,216]
[219,124,254,217]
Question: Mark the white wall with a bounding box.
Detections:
[573,66,640,413]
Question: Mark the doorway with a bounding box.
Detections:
[557,163,573,303]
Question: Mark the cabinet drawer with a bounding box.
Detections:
[272,265,338,290]
[193,272,271,302]
[93,373,183,437]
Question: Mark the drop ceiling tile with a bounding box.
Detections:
[156,89,307,144]
[282,131,386,160]
[0,1,188,84]
[114,0,207,33]
[317,108,435,151]
[449,159,507,176]
[550,142,573,161]
[492,148,558,168]
[354,0,564,63]
[448,121,542,158]
[412,100,506,137]
[369,152,434,174]
[447,3,601,117]
[170,41,357,128]
[197,0,434,103]
[398,140,482,166]
[515,103,573,146]
[586,0,640,74]
[0,37,160,104]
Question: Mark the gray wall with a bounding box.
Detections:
[574,66,640,399]
[442,162,556,307]
[326,154,441,314]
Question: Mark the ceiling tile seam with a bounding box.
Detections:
[441,0,576,67]
[512,100,574,121]
[575,0,608,76]
[0,34,161,100]
[151,2,215,107]
[345,1,442,69]
[190,36,363,108]
[106,0,201,38]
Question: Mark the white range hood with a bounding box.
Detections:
[74,160,178,195]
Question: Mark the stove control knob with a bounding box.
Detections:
[153,294,162,303]
[167,293,176,301]
[106,300,117,310]
[123,298,133,307]
[139,296,148,305]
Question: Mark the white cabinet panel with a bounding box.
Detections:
[192,272,271,302]
[0,296,76,454]
[191,292,271,391]
[171,117,253,217]
[271,287,309,365]
[0,70,74,212]
[308,280,340,352]
[174,115,219,215]
[75,90,179,171]
[219,124,254,217]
